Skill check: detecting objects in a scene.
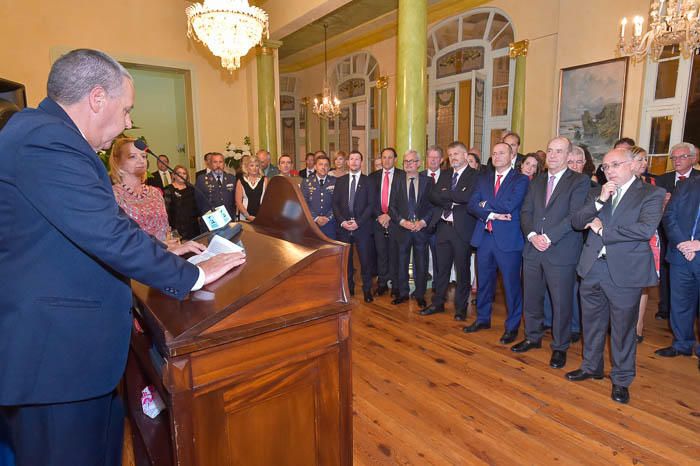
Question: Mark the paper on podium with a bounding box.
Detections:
[187,235,244,266]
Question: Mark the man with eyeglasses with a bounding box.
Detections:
[654,142,700,320]
[567,147,665,404]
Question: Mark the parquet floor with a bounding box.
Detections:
[351,286,700,465]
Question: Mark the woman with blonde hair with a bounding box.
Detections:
[329,151,348,178]
[235,154,268,222]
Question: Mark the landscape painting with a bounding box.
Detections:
[558,58,628,164]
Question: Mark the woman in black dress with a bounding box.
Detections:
[235,155,268,221]
[162,165,200,240]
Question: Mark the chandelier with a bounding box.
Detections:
[313,24,341,120]
[618,0,700,62]
[186,0,269,72]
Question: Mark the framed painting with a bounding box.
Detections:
[557,57,629,164]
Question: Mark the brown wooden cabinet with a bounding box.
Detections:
[125,176,353,466]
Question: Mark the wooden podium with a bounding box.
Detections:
[125,176,353,466]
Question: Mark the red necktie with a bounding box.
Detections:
[679,175,687,183]
[430,172,436,183]
[486,174,502,232]
[381,170,390,214]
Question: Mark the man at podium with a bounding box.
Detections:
[0,49,245,466]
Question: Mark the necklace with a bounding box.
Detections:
[121,183,147,200]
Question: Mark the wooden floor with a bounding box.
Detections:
[351,287,700,465]
[123,286,700,465]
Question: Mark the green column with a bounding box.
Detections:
[320,117,328,153]
[256,40,282,162]
[395,0,427,164]
[377,76,389,150]
[509,40,529,146]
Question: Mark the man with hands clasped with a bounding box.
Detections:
[567,148,665,404]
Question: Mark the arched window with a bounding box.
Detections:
[329,51,380,169]
[279,75,301,162]
[427,8,515,155]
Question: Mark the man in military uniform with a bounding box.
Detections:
[302,154,336,239]
[194,152,236,224]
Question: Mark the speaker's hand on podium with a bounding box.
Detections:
[200,252,247,285]
[169,240,206,256]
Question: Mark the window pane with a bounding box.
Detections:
[493,56,509,86]
[338,78,365,99]
[435,18,459,50]
[683,52,700,147]
[435,47,485,79]
[282,117,295,157]
[491,25,514,50]
[370,86,376,130]
[490,128,507,154]
[488,14,509,41]
[473,78,485,155]
[461,13,489,40]
[339,107,350,151]
[280,95,295,111]
[435,89,455,152]
[649,115,673,154]
[299,104,306,130]
[655,58,679,99]
[491,86,509,116]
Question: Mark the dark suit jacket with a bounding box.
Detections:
[299,168,315,179]
[655,168,700,195]
[520,169,590,265]
[573,178,665,287]
[146,170,167,190]
[428,166,479,243]
[333,172,375,241]
[389,172,433,240]
[469,169,529,252]
[662,176,700,265]
[0,98,199,405]
[369,168,406,230]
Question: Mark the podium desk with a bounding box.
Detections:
[125,176,353,466]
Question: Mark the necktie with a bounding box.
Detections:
[349,175,357,215]
[611,188,622,213]
[320,178,325,187]
[545,175,555,206]
[408,177,417,219]
[486,174,503,233]
[163,171,171,186]
[430,172,436,184]
[443,172,459,218]
[216,175,223,187]
[678,175,687,185]
[381,170,390,214]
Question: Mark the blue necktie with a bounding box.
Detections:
[451,171,459,191]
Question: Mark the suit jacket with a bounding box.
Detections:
[146,170,168,190]
[333,172,375,241]
[301,175,336,220]
[194,171,236,216]
[469,169,529,252]
[655,168,700,195]
[369,168,406,231]
[428,166,479,243]
[389,172,433,240]
[299,168,315,179]
[662,176,700,265]
[0,98,199,404]
[574,178,665,287]
[263,164,280,178]
[520,169,590,265]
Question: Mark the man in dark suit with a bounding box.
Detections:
[301,154,336,239]
[652,142,700,320]
[512,137,589,370]
[334,150,376,303]
[503,131,525,169]
[390,150,433,307]
[194,152,236,220]
[195,152,215,180]
[0,49,244,465]
[420,141,478,320]
[421,145,443,290]
[299,152,316,178]
[146,153,172,190]
[656,175,700,367]
[464,142,529,344]
[369,147,405,297]
[567,148,665,403]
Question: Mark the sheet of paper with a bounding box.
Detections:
[187,235,244,265]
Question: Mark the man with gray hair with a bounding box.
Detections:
[256,149,279,177]
[0,49,245,465]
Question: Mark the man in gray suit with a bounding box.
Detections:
[566,148,665,404]
[512,137,590,370]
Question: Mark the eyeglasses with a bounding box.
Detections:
[404,159,420,164]
[600,160,630,173]
[669,153,694,161]
[567,160,585,165]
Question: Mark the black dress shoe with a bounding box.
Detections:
[565,369,604,381]
[375,285,389,296]
[611,384,630,404]
[391,296,408,305]
[499,330,518,344]
[655,346,692,357]
[635,334,643,344]
[550,350,567,369]
[511,339,542,353]
[364,291,374,303]
[416,298,427,308]
[419,305,444,316]
[655,311,668,320]
[454,312,466,321]
[348,288,355,297]
[542,325,552,332]
[463,321,491,333]
[570,332,581,343]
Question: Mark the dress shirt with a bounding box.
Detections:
[527,167,567,243]
[594,175,636,256]
[486,166,511,222]
[442,164,469,222]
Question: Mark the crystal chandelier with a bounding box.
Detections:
[313,24,341,120]
[618,0,700,62]
[186,0,269,72]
